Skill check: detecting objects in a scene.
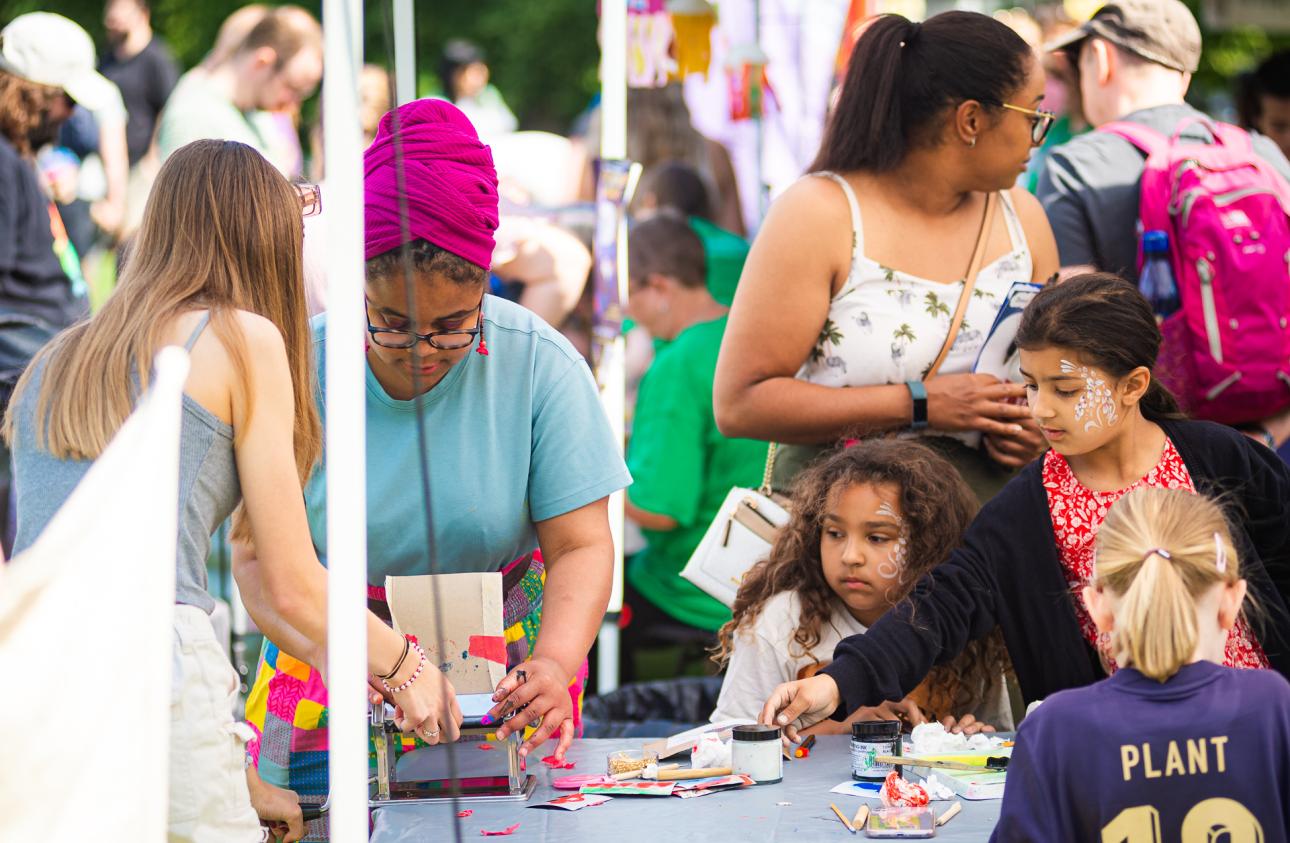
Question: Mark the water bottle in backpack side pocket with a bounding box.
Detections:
[1139,230,1180,322]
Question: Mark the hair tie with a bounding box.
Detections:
[1214,532,1228,574]
[899,20,922,50]
[1140,547,1171,563]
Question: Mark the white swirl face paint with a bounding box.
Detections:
[874,502,908,581]
[1061,359,1117,432]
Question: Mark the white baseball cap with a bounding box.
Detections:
[0,12,121,115]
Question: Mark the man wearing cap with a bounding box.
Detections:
[0,11,121,557]
[0,9,127,531]
[1036,0,1290,279]
[0,13,121,355]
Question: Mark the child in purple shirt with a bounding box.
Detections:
[993,487,1290,842]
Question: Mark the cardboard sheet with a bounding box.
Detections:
[386,572,507,695]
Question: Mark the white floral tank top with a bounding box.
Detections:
[797,173,1034,442]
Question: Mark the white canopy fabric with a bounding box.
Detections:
[0,348,188,842]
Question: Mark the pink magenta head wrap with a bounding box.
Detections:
[364,98,499,269]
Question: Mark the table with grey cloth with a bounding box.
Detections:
[370,736,1002,841]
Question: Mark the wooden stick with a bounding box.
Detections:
[937,802,963,826]
[851,804,870,830]
[657,766,732,781]
[830,803,857,834]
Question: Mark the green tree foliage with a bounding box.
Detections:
[0,0,599,132]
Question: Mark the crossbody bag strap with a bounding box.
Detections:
[924,191,999,381]
[759,442,778,496]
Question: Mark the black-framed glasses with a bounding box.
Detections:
[995,102,1058,146]
[294,182,322,217]
[365,297,485,350]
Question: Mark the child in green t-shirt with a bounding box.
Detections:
[622,212,767,664]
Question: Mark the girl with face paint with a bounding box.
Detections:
[711,439,1013,736]
[758,274,1290,742]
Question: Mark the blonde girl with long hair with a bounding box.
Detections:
[994,487,1290,841]
[4,140,459,843]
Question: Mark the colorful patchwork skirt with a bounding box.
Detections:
[245,550,587,816]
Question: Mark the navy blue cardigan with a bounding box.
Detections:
[821,419,1290,712]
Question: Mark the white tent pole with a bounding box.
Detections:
[392,0,416,105]
[595,0,628,696]
[322,0,368,839]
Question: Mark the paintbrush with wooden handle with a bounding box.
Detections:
[874,755,1008,772]
[643,765,732,781]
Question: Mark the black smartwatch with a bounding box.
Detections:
[906,381,929,431]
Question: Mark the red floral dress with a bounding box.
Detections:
[1043,438,1269,673]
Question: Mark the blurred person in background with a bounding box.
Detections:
[439,39,517,142]
[1022,5,1088,192]
[199,4,269,73]
[1250,51,1290,159]
[637,160,749,307]
[158,6,321,173]
[100,0,179,239]
[100,0,178,173]
[1039,0,1290,453]
[580,84,745,237]
[307,63,390,182]
[621,212,765,680]
[1038,0,1290,279]
[490,217,592,330]
[248,5,318,179]
[0,13,104,548]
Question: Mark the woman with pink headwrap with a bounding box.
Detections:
[240,99,629,831]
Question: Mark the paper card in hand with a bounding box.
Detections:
[972,281,1042,383]
[385,572,507,695]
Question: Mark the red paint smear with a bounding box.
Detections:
[477,744,495,751]
[457,810,474,818]
[540,755,575,769]
[480,823,520,836]
[468,635,508,665]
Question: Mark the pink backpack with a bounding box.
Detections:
[1101,118,1290,425]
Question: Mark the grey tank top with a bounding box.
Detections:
[11,313,240,613]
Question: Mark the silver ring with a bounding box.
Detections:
[421,728,439,739]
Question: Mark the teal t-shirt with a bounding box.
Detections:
[305,296,632,581]
[626,315,767,631]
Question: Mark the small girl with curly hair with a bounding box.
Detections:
[711,439,1014,732]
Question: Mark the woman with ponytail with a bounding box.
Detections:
[761,274,1290,739]
[715,11,1059,502]
[993,487,1290,840]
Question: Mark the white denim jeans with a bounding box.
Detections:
[169,605,265,843]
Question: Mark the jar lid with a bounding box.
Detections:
[851,719,901,740]
[731,724,781,742]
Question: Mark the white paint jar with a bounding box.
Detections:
[731,724,783,785]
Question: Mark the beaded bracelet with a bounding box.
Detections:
[382,642,426,695]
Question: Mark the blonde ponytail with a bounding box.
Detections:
[1093,488,1241,683]
[1112,551,1199,682]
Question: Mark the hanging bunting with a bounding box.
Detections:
[627,0,673,88]
[725,43,776,122]
[667,0,717,81]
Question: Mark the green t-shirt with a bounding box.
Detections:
[626,315,767,631]
[689,217,749,306]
